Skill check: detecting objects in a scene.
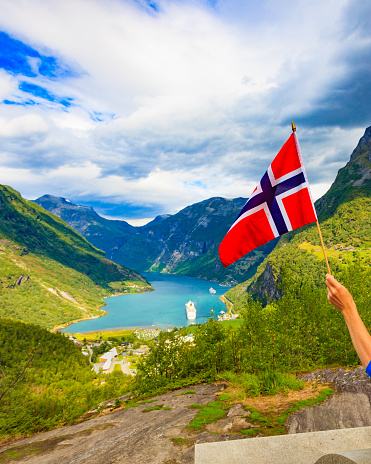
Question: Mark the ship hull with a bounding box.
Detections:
[185,300,196,320]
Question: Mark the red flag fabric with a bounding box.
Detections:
[219,133,317,267]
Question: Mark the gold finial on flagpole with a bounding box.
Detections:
[291,121,296,132]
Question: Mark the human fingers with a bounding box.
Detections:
[325,274,339,292]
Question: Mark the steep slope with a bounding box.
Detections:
[226,126,371,308]
[0,185,151,328]
[35,196,278,285]
[316,126,371,219]
[34,195,136,254]
[111,197,279,285]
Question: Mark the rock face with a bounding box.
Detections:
[316,125,371,219]
[248,261,282,304]
[286,368,371,434]
[7,275,29,288]
[205,404,256,434]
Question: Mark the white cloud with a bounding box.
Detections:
[0,113,49,137]
[0,0,369,218]
[0,70,16,100]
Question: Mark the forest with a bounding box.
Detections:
[1,247,370,440]
[0,319,131,438]
[135,257,371,396]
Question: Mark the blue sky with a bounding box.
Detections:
[0,0,370,225]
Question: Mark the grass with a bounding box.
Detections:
[240,428,258,436]
[187,400,229,430]
[275,388,334,426]
[173,390,197,396]
[142,404,172,412]
[218,371,305,397]
[182,378,334,437]
[72,329,135,341]
[123,402,141,409]
[127,356,141,364]
[188,404,205,409]
[171,437,190,444]
[219,319,243,329]
[113,364,122,372]
[239,388,334,437]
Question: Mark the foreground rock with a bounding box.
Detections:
[286,367,371,433]
[2,368,371,463]
[0,384,242,464]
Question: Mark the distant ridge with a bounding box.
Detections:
[35,195,278,285]
[142,214,172,228]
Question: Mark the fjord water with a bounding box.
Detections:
[61,273,231,333]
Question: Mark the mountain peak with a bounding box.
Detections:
[350,125,371,165]
[316,125,371,218]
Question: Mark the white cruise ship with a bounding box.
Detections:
[209,287,216,294]
[185,300,196,320]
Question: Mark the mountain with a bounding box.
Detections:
[143,214,172,227]
[34,195,136,254]
[0,185,151,329]
[225,126,371,309]
[34,196,278,285]
[316,126,371,219]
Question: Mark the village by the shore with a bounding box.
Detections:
[67,305,239,377]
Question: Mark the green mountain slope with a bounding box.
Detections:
[34,194,136,255]
[35,196,278,285]
[226,126,371,309]
[0,185,151,329]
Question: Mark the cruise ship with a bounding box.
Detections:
[209,287,216,294]
[185,300,196,320]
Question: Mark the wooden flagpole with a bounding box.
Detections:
[316,221,331,274]
[291,121,331,275]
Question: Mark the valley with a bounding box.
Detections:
[34,195,278,286]
[0,126,370,459]
[0,185,152,329]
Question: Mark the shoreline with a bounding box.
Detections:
[64,324,163,336]
[52,310,108,333]
[219,294,234,312]
[52,286,154,333]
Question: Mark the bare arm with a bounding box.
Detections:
[326,274,371,368]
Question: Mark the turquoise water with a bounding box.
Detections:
[61,273,231,333]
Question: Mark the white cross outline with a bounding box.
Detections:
[231,165,308,236]
[275,182,310,232]
[228,202,279,237]
[267,165,304,187]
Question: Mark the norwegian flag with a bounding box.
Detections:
[219,132,317,267]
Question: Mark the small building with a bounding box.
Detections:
[99,347,118,372]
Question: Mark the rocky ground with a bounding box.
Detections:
[0,384,243,464]
[286,367,371,433]
[1,367,371,464]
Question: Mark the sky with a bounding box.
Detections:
[0,0,370,225]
